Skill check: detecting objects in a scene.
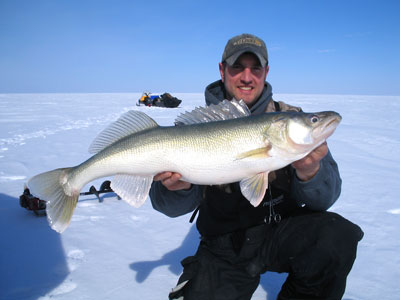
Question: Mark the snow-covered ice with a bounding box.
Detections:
[0,93,399,299]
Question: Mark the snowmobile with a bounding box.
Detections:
[137,92,182,108]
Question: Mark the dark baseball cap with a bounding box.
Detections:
[222,33,268,67]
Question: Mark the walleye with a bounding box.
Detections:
[27,100,341,233]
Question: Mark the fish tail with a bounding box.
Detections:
[27,167,79,233]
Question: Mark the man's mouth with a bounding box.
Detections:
[239,86,252,91]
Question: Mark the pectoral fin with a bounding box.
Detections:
[240,172,269,207]
[236,144,272,160]
[111,174,153,208]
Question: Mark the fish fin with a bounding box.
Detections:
[240,172,269,207]
[175,99,250,125]
[89,110,158,154]
[111,174,153,208]
[236,144,272,160]
[27,168,79,233]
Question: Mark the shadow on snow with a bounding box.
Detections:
[0,193,69,300]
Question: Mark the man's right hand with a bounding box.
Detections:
[153,172,192,191]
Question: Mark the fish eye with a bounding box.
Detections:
[310,115,320,123]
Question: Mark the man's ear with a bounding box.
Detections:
[219,62,225,82]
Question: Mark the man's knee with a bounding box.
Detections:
[312,212,363,274]
[326,212,364,250]
[288,212,363,276]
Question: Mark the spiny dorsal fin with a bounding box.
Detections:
[174,99,250,125]
[89,110,158,154]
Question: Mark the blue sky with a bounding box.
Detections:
[1,0,399,95]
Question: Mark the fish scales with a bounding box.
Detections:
[71,116,268,189]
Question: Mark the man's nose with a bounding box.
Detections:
[240,67,252,83]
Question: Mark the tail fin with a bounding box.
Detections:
[27,168,79,233]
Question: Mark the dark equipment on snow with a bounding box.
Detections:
[137,92,182,108]
[19,187,47,216]
[19,180,118,216]
[79,180,120,202]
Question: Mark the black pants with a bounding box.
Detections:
[169,210,363,300]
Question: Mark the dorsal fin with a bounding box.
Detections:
[174,99,250,125]
[89,110,158,154]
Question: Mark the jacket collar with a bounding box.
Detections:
[204,80,273,115]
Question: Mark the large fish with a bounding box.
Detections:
[27,100,341,233]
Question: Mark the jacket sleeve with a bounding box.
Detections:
[149,181,203,217]
[289,150,342,211]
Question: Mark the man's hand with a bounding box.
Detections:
[292,142,329,181]
[154,172,192,191]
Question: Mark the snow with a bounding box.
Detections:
[1,92,399,300]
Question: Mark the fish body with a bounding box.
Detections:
[75,116,276,184]
[27,100,341,233]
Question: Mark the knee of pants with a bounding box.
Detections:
[291,213,363,277]
[315,214,363,272]
[327,213,364,249]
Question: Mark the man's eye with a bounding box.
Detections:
[232,65,243,70]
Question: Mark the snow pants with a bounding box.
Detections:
[169,210,363,300]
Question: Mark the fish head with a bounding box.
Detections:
[286,111,342,148]
[263,111,341,156]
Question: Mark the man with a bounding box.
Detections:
[150,34,363,300]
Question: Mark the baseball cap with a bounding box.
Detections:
[222,33,268,67]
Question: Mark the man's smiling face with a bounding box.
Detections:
[219,52,269,107]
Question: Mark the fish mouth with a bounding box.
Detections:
[315,114,342,140]
[325,116,341,128]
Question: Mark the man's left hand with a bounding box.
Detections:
[292,142,329,181]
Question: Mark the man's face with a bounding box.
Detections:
[219,53,269,107]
